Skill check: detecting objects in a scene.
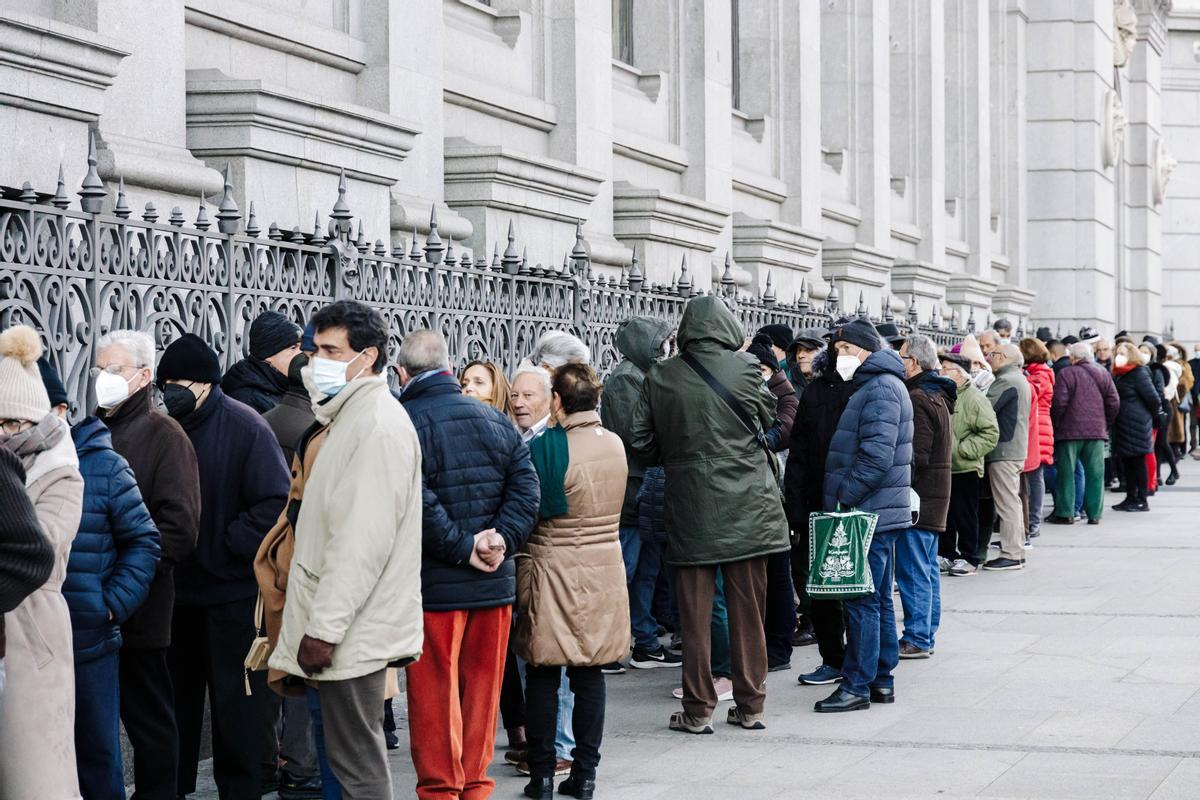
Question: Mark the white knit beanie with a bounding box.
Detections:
[0,325,51,421]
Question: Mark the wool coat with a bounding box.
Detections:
[949,381,999,476]
[822,349,915,534]
[1024,363,1056,471]
[174,387,289,607]
[1051,360,1119,441]
[221,356,289,414]
[63,417,160,663]
[270,376,425,682]
[513,411,630,667]
[985,363,1031,463]
[399,371,540,611]
[906,370,956,533]
[97,385,200,648]
[630,296,790,566]
[601,316,675,527]
[0,421,85,800]
[1112,366,1161,458]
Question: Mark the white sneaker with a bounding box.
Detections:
[949,558,976,576]
[938,556,953,574]
[672,677,734,702]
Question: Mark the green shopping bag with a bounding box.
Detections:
[806,508,878,599]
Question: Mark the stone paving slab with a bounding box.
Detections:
[183,466,1200,799]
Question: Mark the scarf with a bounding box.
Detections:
[0,412,65,471]
[1113,364,1137,377]
[528,423,569,518]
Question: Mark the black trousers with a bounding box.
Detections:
[170,598,277,799]
[764,549,796,667]
[119,647,179,800]
[499,641,525,732]
[525,665,605,781]
[1155,420,1177,476]
[942,472,983,566]
[791,521,845,669]
[1123,455,1148,503]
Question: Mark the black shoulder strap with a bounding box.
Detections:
[680,351,772,455]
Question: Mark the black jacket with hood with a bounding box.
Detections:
[222,357,289,414]
[601,316,675,528]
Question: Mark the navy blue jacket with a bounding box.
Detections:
[823,349,915,533]
[175,387,290,605]
[636,466,667,546]
[399,372,540,611]
[64,417,160,663]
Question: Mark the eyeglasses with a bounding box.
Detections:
[90,364,139,377]
[1,419,32,435]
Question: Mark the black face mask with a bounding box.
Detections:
[162,384,197,419]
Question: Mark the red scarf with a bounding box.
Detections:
[1113,364,1136,377]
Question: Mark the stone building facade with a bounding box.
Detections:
[1,0,1194,338]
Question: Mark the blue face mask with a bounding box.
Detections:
[310,351,365,398]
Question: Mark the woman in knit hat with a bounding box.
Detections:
[0,324,86,800]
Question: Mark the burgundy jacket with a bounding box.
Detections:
[1050,360,1119,441]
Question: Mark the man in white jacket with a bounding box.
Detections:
[270,300,424,799]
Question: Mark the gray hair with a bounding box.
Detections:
[530,331,590,369]
[97,329,155,369]
[906,334,940,371]
[1068,341,1093,362]
[398,329,449,374]
[511,359,552,396]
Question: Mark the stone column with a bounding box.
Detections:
[1161,8,1200,342]
[1025,1,1117,333]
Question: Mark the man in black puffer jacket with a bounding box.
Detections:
[397,330,540,799]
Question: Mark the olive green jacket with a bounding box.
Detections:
[950,380,1000,476]
[630,296,790,566]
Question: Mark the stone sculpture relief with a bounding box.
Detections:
[1113,0,1139,68]
[1153,137,1178,205]
[1103,90,1127,169]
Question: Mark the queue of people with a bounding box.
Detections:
[0,302,1193,800]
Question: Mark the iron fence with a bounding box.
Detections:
[0,134,980,413]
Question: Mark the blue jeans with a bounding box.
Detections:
[75,651,125,800]
[842,530,901,698]
[1044,458,1085,516]
[306,687,342,799]
[618,526,640,583]
[1027,465,1046,536]
[630,534,665,651]
[711,570,732,677]
[894,528,941,652]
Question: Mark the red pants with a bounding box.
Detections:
[406,606,512,800]
[1147,453,1157,492]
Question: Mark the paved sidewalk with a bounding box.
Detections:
[190,466,1200,798]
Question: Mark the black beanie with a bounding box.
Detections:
[37,356,69,408]
[756,324,793,353]
[157,334,222,386]
[827,318,882,353]
[746,337,778,371]
[248,311,302,360]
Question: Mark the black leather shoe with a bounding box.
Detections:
[814,687,870,713]
[1045,515,1075,525]
[869,686,895,704]
[1087,518,1100,525]
[524,778,555,799]
[558,775,596,800]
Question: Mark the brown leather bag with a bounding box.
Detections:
[251,423,329,697]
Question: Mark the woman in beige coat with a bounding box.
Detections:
[513,362,629,800]
[0,325,85,800]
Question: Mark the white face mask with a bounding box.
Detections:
[1114,354,1129,368]
[95,370,134,409]
[836,355,861,381]
[972,369,995,391]
[998,337,1011,346]
[309,351,366,399]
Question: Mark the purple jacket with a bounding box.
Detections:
[1050,360,1119,441]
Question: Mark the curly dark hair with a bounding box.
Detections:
[310,300,389,371]
[552,362,602,414]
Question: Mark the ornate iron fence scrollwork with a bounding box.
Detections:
[1,145,973,415]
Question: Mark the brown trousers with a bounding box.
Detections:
[674,556,769,720]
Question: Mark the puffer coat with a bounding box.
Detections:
[949,381,999,476]
[823,349,915,534]
[1112,366,1161,458]
[601,316,674,528]
[0,421,85,800]
[907,370,956,533]
[631,295,790,566]
[64,417,160,663]
[513,411,630,667]
[399,371,540,611]
[1024,363,1055,471]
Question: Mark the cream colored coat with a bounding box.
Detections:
[269,376,424,682]
[0,422,84,800]
[513,411,630,667]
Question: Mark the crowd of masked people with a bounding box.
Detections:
[0,296,1193,800]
